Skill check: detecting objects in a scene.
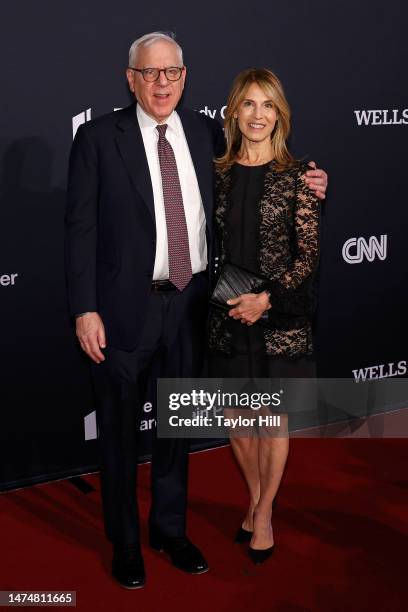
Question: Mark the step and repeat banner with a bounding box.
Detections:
[0,0,407,490]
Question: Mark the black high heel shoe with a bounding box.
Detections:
[235,498,277,543]
[248,544,275,565]
[234,526,253,543]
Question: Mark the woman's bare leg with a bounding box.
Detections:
[251,413,289,549]
[224,408,259,531]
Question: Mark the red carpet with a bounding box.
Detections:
[0,440,407,611]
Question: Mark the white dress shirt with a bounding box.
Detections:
[137,104,207,280]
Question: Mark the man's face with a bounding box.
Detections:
[126,40,186,123]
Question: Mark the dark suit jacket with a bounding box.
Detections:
[65,103,224,350]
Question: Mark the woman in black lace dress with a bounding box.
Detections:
[208,69,320,564]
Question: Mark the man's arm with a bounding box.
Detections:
[65,125,98,314]
[75,312,106,364]
[204,115,326,199]
[65,126,106,363]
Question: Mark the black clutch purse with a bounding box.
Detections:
[210,262,272,327]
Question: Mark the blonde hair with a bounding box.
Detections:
[216,68,297,171]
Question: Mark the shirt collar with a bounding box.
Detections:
[136,103,180,138]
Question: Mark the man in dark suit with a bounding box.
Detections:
[65,31,328,589]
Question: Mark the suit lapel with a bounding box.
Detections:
[115,104,155,221]
[115,105,214,230]
[178,108,213,233]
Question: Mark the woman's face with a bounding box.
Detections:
[234,82,278,143]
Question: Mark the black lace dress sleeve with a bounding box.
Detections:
[265,164,320,319]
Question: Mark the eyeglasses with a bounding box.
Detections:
[128,66,185,82]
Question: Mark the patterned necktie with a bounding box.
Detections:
[156,123,193,291]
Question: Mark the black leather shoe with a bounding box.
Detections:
[234,526,253,543]
[248,544,275,565]
[112,543,145,589]
[149,526,209,574]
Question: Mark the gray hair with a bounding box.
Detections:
[128,31,183,68]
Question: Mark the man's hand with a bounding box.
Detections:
[76,312,106,363]
[303,160,328,200]
[227,292,271,325]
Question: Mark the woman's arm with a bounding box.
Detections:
[227,164,320,325]
[265,164,320,312]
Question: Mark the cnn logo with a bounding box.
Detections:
[342,235,387,264]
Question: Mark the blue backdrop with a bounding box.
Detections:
[0,0,407,490]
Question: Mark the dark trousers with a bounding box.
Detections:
[91,273,208,547]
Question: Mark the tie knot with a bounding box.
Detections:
[156,124,168,138]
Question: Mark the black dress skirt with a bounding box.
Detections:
[209,162,315,381]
